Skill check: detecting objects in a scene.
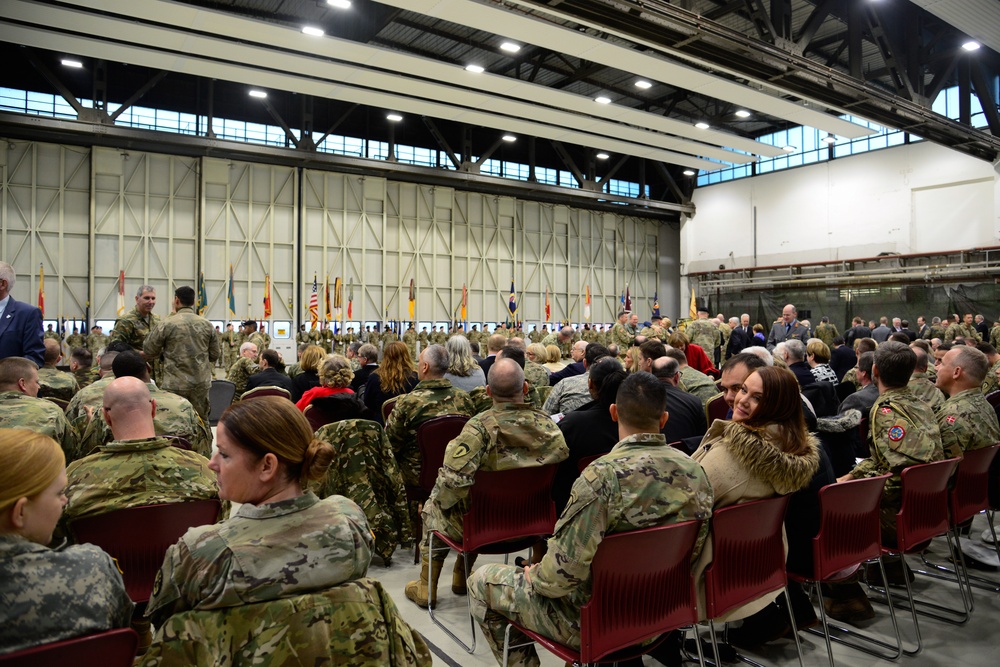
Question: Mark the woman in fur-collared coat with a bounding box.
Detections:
[691,365,821,622]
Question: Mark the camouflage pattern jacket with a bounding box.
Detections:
[0,391,79,463]
[543,372,591,416]
[0,534,133,655]
[37,366,79,403]
[524,360,550,390]
[908,372,945,411]
[146,492,372,627]
[983,358,1000,396]
[226,357,260,397]
[144,307,222,394]
[110,307,161,351]
[66,375,114,424]
[936,388,1000,459]
[609,322,632,354]
[686,319,721,356]
[679,366,720,405]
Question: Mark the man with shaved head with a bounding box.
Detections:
[37,337,80,402]
[406,357,568,609]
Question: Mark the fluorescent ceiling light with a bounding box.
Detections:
[962,41,981,51]
[326,0,351,8]
[596,152,610,160]
[695,122,710,130]
[822,134,836,144]
[302,26,324,37]
[683,170,696,176]
[61,58,83,68]
[734,109,751,118]
[502,134,516,142]
[782,145,796,152]
[465,64,485,73]
[499,41,521,53]
[594,96,612,104]
[387,113,403,121]
[248,89,267,98]
[634,80,652,89]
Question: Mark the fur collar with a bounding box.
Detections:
[718,420,820,495]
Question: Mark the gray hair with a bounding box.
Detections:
[239,342,257,354]
[743,346,775,366]
[445,335,478,376]
[422,344,449,377]
[135,284,155,298]
[0,262,15,291]
[784,339,806,362]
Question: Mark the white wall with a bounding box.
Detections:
[683,141,1000,277]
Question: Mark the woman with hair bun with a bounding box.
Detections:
[0,430,133,654]
[295,354,355,411]
[145,397,373,627]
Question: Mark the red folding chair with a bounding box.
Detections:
[788,474,899,667]
[986,391,1000,408]
[874,458,961,655]
[428,464,559,653]
[704,393,728,426]
[240,386,291,401]
[577,453,601,473]
[701,496,804,667]
[382,396,398,423]
[501,521,705,667]
[0,628,138,667]
[70,500,221,604]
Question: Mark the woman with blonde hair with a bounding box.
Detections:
[623,345,644,374]
[543,344,566,372]
[526,343,549,369]
[443,335,486,392]
[295,354,355,411]
[806,339,838,384]
[0,430,132,654]
[364,341,418,424]
[290,344,326,403]
[145,397,373,627]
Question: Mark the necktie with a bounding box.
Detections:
[786,323,791,333]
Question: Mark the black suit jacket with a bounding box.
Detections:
[845,325,871,347]
[0,297,45,367]
[726,326,752,358]
[662,384,707,443]
[829,345,857,382]
[244,367,295,395]
[549,361,585,386]
[479,355,496,379]
[350,364,378,393]
[789,361,816,387]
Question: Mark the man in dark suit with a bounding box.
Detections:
[898,319,916,342]
[478,333,505,379]
[548,340,587,385]
[829,336,857,381]
[349,343,379,392]
[726,315,752,359]
[871,316,891,343]
[784,339,816,387]
[244,349,295,396]
[650,356,708,443]
[844,316,872,348]
[0,262,45,367]
[915,316,930,340]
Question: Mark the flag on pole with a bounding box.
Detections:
[619,290,625,312]
[460,284,468,323]
[263,274,272,319]
[324,276,332,322]
[333,277,342,319]
[584,285,591,321]
[624,284,632,313]
[347,279,354,320]
[508,281,518,320]
[227,264,236,318]
[116,269,126,316]
[689,287,697,320]
[544,287,551,322]
[652,292,660,318]
[408,279,415,321]
[308,274,318,327]
[197,272,208,315]
[37,264,45,317]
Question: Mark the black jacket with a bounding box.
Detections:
[244,367,295,396]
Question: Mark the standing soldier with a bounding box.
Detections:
[610,311,632,358]
[110,285,161,379]
[86,326,108,366]
[222,323,240,371]
[65,326,86,352]
[685,310,721,362]
[43,324,62,343]
[320,323,334,353]
[240,320,267,352]
[296,324,310,346]
[403,323,418,362]
[307,324,322,348]
[814,316,839,347]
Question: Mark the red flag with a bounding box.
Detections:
[624,284,632,312]
[324,276,332,322]
[37,264,44,317]
[544,287,550,322]
[117,269,126,316]
[263,274,272,319]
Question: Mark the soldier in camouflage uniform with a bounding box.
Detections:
[0,430,133,655]
[226,342,260,397]
[609,310,632,358]
[541,326,575,359]
[222,324,241,371]
[314,419,411,565]
[69,348,98,390]
[0,357,80,463]
[144,287,221,423]
[239,320,268,352]
[814,317,839,348]
[63,377,218,531]
[417,327,429,350]
[686,311,722,361]
[320,323,334,353]
[945,313,982,344]
[542,343,609,416]
[990,322,1000,351]
[469,373,713,667]
[385,345,474,487]
[935,346,1000,459]
[907,347,944,411]
[43,323,62,344]
[296,325,310,347]
[403,324,418,362]
[405,358,568,609]
[924,316,947,341]
[110,285,161,379]
[65,327,86,352]
[982,346,1000,396]
[86,326,108,365]
[37,339,79,403]
[669,348,720,405]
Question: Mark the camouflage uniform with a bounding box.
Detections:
[523,360,550,391]
[945,322,981,344]
[540,333,572,359]
[144,307,222,422]
[467,386,493,415]
[43,329,62,343]
[139,578,431,667]
[937,388,1000,459]
[63,436,218,527]
[307,328,322,348]
[991,325,1000,351]
[850,387,944,545]
[718,321,732,356]
[110,307,161,376]
[146,492,373,627]
[86,331,108,363]
[982,358,1000,396]
[222,329,241,371]
[926,324,947,341]
[679,366,720,405]
[0,534,133,654]
[543,372,591,415]
[248,331,268,352]
[321,327,334,353]
[469,433,713,667]
[842,366,861,391]
[431,330,447,345]
[609,322,632,356]
[65,374,114,425]
[384,378,475,487]
[815,322,839,347]
[908,372,945,411]
[421,402,568,546]
[403,329,417,361]
[78,385,214,458]
[314,419,412,564]
[686,319,721,359]
[226,357,260,397]
[0,391,79,462]
[65,332,86,351]
[73,366,99,391]
[296,329,310,347]
[36,365,79,402]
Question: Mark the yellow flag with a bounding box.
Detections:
[689,287,697,320]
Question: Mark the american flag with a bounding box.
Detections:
[309,274,319,326]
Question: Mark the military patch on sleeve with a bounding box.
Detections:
[152,569,162,596]
[946,415,956,424]
[451,443,470,459]
[880,407,893,415]
[888,425,905,441]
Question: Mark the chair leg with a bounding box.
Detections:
[707,620,723,667]
[888,536,972,626]
[783,586,806,667]
[425,533,476,653]
[501,621,538,667]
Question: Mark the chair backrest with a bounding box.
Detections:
[949,444,1000,525]
[579,521,703,663]
[986,390,1000,408]
[240,386,291,401]
[209,380,237,425]
[70,500,221,603]
[0,628,138,667]
[896,457,961,552]
[416,414,469,493]
[836,381,857,402]
[703,496,790,620]
[857,417,870,454]
[381,396,398,422]
[462,464,559,554]
[577,453,601,473]
[803,475,890,581]
[705,393,728,425]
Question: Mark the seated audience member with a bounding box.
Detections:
[296,354,355,412]
[976,342,1000,395]
[752,323,766,343]
[525,344,549,376]
[244,349,295,397]
[226,342,260,397]
[691,366,820,621]
[842,338,877,390]
[349,344,379,393]
[478,334,506,378]
[284,343,309,379]
[542,344,566,373]
[442,335,486,392]
[0,356,79,462]
[363,341,418,424]
[650,356,709,443]
[839,352,878,417]
[37,338,80,402]
[65,341,131,423]
[405,359,568,609]
[290,345,325,403]
[665,347,717,405]
[0,430,132,654]
[636,338,667,374]
[908,347,944,410]
[784,339,815,386]
[345,341,363,372]
[935,345,1000,458]
[70,347,97,390]
[668,332,716,375]
[469,340,482,362]
[547,341,587,385]
[829,336,856,382]
[544,343,610,416]
[144,398,373,627]
[514,340,551,391]
[806,339,838,384]
[63,377,218,526]
[468,373,713,667]
[385,344,474,488]
[623,344,644,374]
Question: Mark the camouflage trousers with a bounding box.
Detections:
[168,385,211,425]
[420,502,464,566]
[224,350,239,372]
[469,563,581,667]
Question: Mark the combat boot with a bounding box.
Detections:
[405,558,444,609]
[452,554,478,595]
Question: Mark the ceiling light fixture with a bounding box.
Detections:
[465,64,485,73]
[782,145,796,153]
[326,0,351,8]
[634,80,652,89]
[248,89,267,98]
[683,170,696,176]
[596,152,610,160]
[595,96,612,104]
[734,109,751,118]
[500,41,521,53]
[822,134,837,144]
[502,134,516,142]
[695,121,710,130]
[386,113,403,122]
[302,26,324,37]
[962,40,981,51]
[61,59,83,68]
